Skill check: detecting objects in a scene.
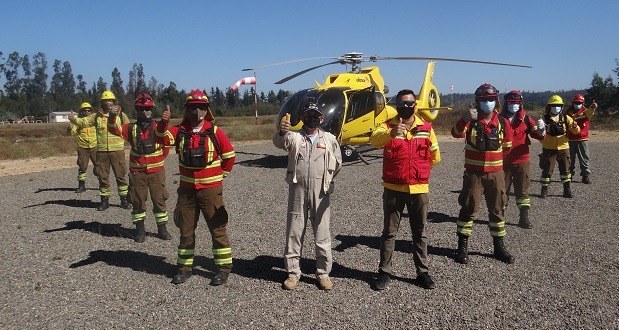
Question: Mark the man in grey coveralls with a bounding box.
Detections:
[273,100,342,291]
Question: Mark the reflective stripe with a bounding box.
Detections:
[516,198,531,208]
[213,247,232,255]
[154,212,168,223]
[221,150,235,159]
[540,177,551,187]
[457,220,473,236]
[214,258,232,265]
[180,174,223,184]
[132,212,146,223]
[118,185,129,196]
[465,159,503,167]
[78,173,86,181]
[213,247,232,266]
[100,187,111,196]
[177,248,195,266]
[179,159,222,171]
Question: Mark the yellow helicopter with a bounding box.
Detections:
[244,53,531,163]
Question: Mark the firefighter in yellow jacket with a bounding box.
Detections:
[69,91,131,211]
[538,95,580,198]
[68,102,97,193]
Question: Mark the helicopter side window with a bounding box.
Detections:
[347,90,375,122]
[374,92,385,113]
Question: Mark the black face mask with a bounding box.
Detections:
[303,116,321,129]
[396,106,415,119]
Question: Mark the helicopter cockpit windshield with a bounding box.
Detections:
[279,87,348,138]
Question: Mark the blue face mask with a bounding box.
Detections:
[507,104,520,113]
[479,101,496,113]
[550,106,562,115]
[574,104,583,110]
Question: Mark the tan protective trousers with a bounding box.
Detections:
[284,178,332,280]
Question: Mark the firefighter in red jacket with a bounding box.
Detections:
[451,83,514,264]
[500,90,545,229]
[156,89,235,286]
[110,93,174,243]
[369,89,441,291]
[566,93,598,184]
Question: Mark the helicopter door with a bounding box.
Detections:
[341,90,376,141]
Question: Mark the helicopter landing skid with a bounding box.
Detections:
[341,145,383,165]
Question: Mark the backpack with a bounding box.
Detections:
[176,126,221,167]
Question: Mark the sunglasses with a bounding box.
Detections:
[135,107,151,112]
[81,109,92,112]
[186,104,208,111]
[396,100,416,107]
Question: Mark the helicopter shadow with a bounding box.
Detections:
[44,220,139,240]
[428,211,457,223]
[24,199,100,209]
[69,249,176,276]
[235,151,287,169]
[333,234,453,259]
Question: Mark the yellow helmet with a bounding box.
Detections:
[80,102,92,109]
[547,95,564,105]
[100,90,116,101]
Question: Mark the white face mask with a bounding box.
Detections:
[507,104,520,113]
[479,100,496,113]
[574,104,583,110]
[550,106,562,115]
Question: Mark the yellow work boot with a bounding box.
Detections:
[282,276,299,290]
[318,277,333,291]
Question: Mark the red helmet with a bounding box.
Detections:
[186,89,210,105]
[474,83,499,100]
[135,93,154,108]
[572,93,585,103]
[504,90,523,104]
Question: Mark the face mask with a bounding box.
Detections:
[396,106,415,119]
[185,109,207,122]
[137,110,152,119]
[479,100,496,113]
[507,104,520,113]
[303,115,321,129]
[550,106,562,115]
[574,104,583,110]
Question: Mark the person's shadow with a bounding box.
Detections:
[44,220,141,240]
[25,199,100,209]
[69,250,176,276]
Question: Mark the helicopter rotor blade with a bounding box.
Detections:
[375,56,532,68]
[242,57,337,71]
[274,61,341,84]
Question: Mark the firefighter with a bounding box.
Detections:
[109,93,173,243]
[538,95,580,198]
[156,90,235,286]
[69,91,131,211]
[566,94,598,184]
[451,83,515,264]
[500,91,545,229]
[68,102,97,193]
[369,89,440,291]
[273,99,342,291]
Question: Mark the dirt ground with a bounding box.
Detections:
[1,131,617,177]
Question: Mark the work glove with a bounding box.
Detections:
[536,119,546,135]
[462,108,477,122]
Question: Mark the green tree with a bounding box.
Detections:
[586,72,616,115]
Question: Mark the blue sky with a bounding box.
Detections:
[2,1,618,97]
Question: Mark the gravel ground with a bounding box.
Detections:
[0,139,617,329]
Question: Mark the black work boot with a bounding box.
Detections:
[562,182,573,198]
[493,236,515,264]
[456,234,469,264]
[157,223,172,240]
[134,221,146,243]
[519,207,532,229]
[172,267,192,284]
[540,186,548,198]
[373,271,391,291]
[582,175,591,184]
[210,271,229,286]
[96,196,109,211]
[120,196,132,209]
[75,181,86,193]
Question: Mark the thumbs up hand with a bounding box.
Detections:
[462,108,477,122]
[68,110,75,121]
[162,105,171,123]
[390,117,407,138]
[279,113,291,135]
